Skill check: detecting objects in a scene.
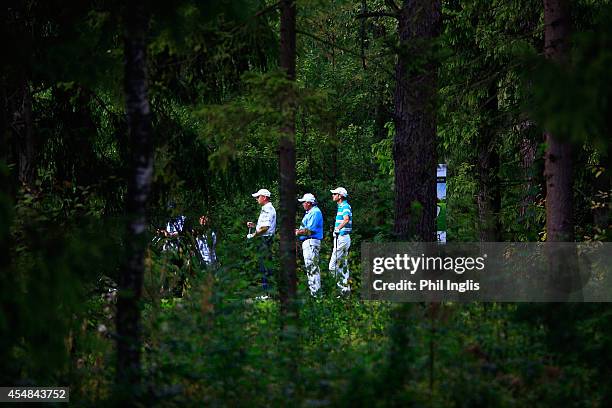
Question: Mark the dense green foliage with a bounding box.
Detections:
[1,0,611,406]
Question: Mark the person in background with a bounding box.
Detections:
[246,188,276,297]
[195,215,217,268]
[157,200,188,296]
[161,201,186,252]
[295,193,324,297]
[329,187,352,296]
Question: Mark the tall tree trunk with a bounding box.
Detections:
[392,0,441,241]
[360,0,368,70]
[278,0,297,315]
[16,77,34,186]
[543,0,573,242]
[2,5,35,189]
[0,81,7,164]
[278,0,300,397]
[384,1,441,401]
[476,82,501,242]
[116,0,153,399]
[543,0,579,301]
[4,74,35,187]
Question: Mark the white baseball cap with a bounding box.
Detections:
[298,193,316,203]
[251,188,271,198]
[330,187,348,197]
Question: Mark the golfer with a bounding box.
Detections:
[295,193,324,297]
[246,188,276,294]
[329,187,352,296]
[196,215,217,267]
[161,201,186,252]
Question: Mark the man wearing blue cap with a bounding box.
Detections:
[295,193,324,296]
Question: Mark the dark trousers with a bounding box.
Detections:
[258,236,273,291]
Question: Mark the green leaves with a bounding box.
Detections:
[525,4,612,153]
[371,123,394,177]
[197,70,330,172]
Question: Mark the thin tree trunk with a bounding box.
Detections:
[543,0,573,242]
[4,73,35,187]
[2,6,35,188]
[476,82,501,242]
[116,0,153,399]
[16,77,34,186]
[392,0,440,241]
[278,0,299,398]
[0,82,7,164]
[360,0,368,70]
[278,0,297,315]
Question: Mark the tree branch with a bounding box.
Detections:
[384,0,401,13]
[356,11,398,19]
[254,0,282,18]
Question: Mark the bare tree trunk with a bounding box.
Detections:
[4,74,35,187]
[543,0,573,242]
[476,82,501,242]
[278,0,297,315]
[16,77,34,186]
[384,1,441,401]
[0,83,7,165]
[278,0,300,398]
[542,0,579,301]
[1,6,35,188]
[116,0,153,399]
[392,0,440,241]
[360,0,368,70]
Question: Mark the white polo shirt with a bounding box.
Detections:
[256,202,276,236]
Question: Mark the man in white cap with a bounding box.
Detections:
[295,193,324,297]
[329,187,352,296]
[246,188,276,292]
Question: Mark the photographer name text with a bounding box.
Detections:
[370,254,487,293]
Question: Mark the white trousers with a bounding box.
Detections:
[329,234,350,293]
[302,239,321,296]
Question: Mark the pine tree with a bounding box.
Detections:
[392,0,441,241]
[116,0,153,399]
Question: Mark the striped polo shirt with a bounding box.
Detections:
[334,201,352,236]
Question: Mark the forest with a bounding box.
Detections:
[1,0,611,406]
